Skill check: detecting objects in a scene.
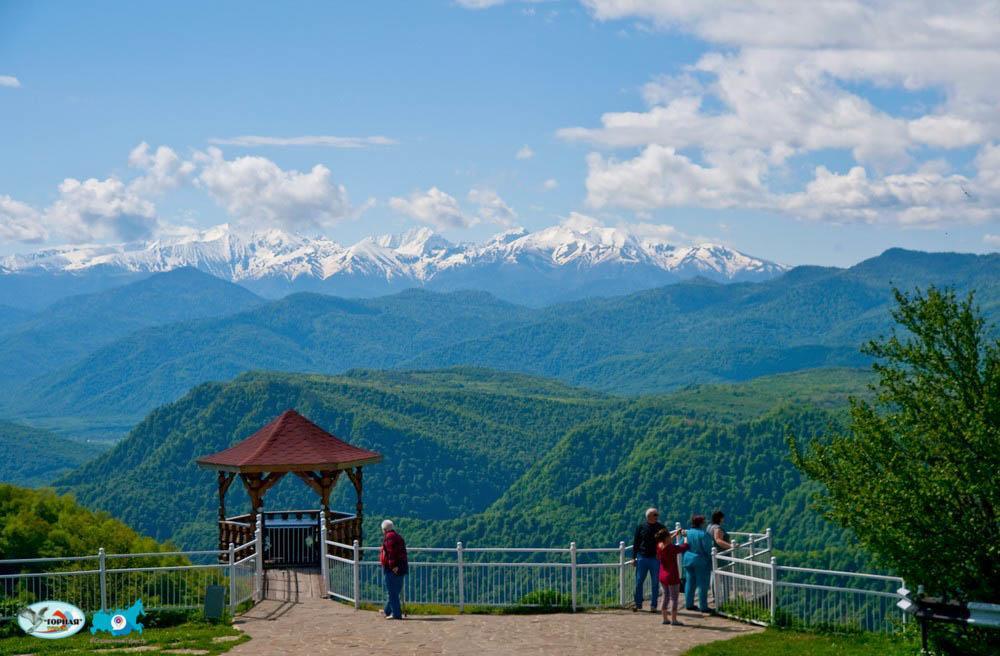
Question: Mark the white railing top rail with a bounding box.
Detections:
[104,549,226,559]
[0,554,100,565]
[0,568,102,579]
[774,564,903,582]
[716,554,773,568]
[775,579,902,599]
[352,544,633,553]
[104,562,226,574]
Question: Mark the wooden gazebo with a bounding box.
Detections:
[196,409,382,564]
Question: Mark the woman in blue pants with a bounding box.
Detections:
[682,514,714,613]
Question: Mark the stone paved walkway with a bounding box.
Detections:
[229,570,760,656]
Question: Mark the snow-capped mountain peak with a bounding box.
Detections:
[0,223,786,303]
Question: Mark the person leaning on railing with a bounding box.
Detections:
[379,519,409,620]
[706,510,733,551]
[632,507,667,612]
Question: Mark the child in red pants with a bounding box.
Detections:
[656,527,689,625]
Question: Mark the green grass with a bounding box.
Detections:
[683,628,917,655]
[0,621,249,656]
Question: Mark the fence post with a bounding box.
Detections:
[98,548,107,611]
[228,542,236,617]
[456,541,465,613]
[765,527,772,553]
[352,539,361,610]
[254,516,263,601]
[570,541,577,612]
[618,541,626,607]
[769,556,778,624]
[319,516,329,599]
[711,546,718,608]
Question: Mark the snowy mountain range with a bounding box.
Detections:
[0,223,786,306]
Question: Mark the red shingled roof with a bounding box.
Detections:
[196,410,382,472]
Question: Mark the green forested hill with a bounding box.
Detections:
[12,249,997,436]
[401,394,867,569]
[0,484,172,561]
[0,421,103,487]
[56,368,611,549]
[57,367,872,569]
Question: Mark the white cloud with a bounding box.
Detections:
[779,142,1000,225]
[581,1,1000,50]
[389,187,472,230]
[455,0,514,8]
[195,147,352,232]
[542,178,559,190]
[585,144,768,211]
[516,145,535,160]
[559,1,1000,226]
[0,142,369,244]
[0,76,20,88]
[128,142,196,195]
[984,234,1000,247]
[45,177,158,242]
[469,187,517,226]
[208,135,397,148]
[0,196,45,242]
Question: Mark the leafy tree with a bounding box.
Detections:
[791,287,999,604]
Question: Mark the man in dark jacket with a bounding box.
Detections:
[379,519,408,620]
[633,507,666,611]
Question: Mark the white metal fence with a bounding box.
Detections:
[0,517,264,619]
[2,518,909,635]
[712,528,907,634]
[324,538,630,611]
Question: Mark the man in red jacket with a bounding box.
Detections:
[379,519,408,620]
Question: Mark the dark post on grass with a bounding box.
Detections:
[897,586,1000,654]
[204,584,226,622]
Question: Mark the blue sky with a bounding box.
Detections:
[1,0,999,266]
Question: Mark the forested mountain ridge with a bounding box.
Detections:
[12,290,534,427]
[0,421,104,487]
[55,367,872,570]
[4,248,996,441]
[56,368,612,549]
[0,267,262,414]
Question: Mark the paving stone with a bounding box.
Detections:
[229,598,760,655]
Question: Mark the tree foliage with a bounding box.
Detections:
[0,484,169,563]
[791,287,999,602]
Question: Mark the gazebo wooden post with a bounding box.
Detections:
[347,466,364,545]
[217,472,235,551]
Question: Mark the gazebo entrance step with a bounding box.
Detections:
[262,567,327,601]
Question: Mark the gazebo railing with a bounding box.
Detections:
[220,510,360,568]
